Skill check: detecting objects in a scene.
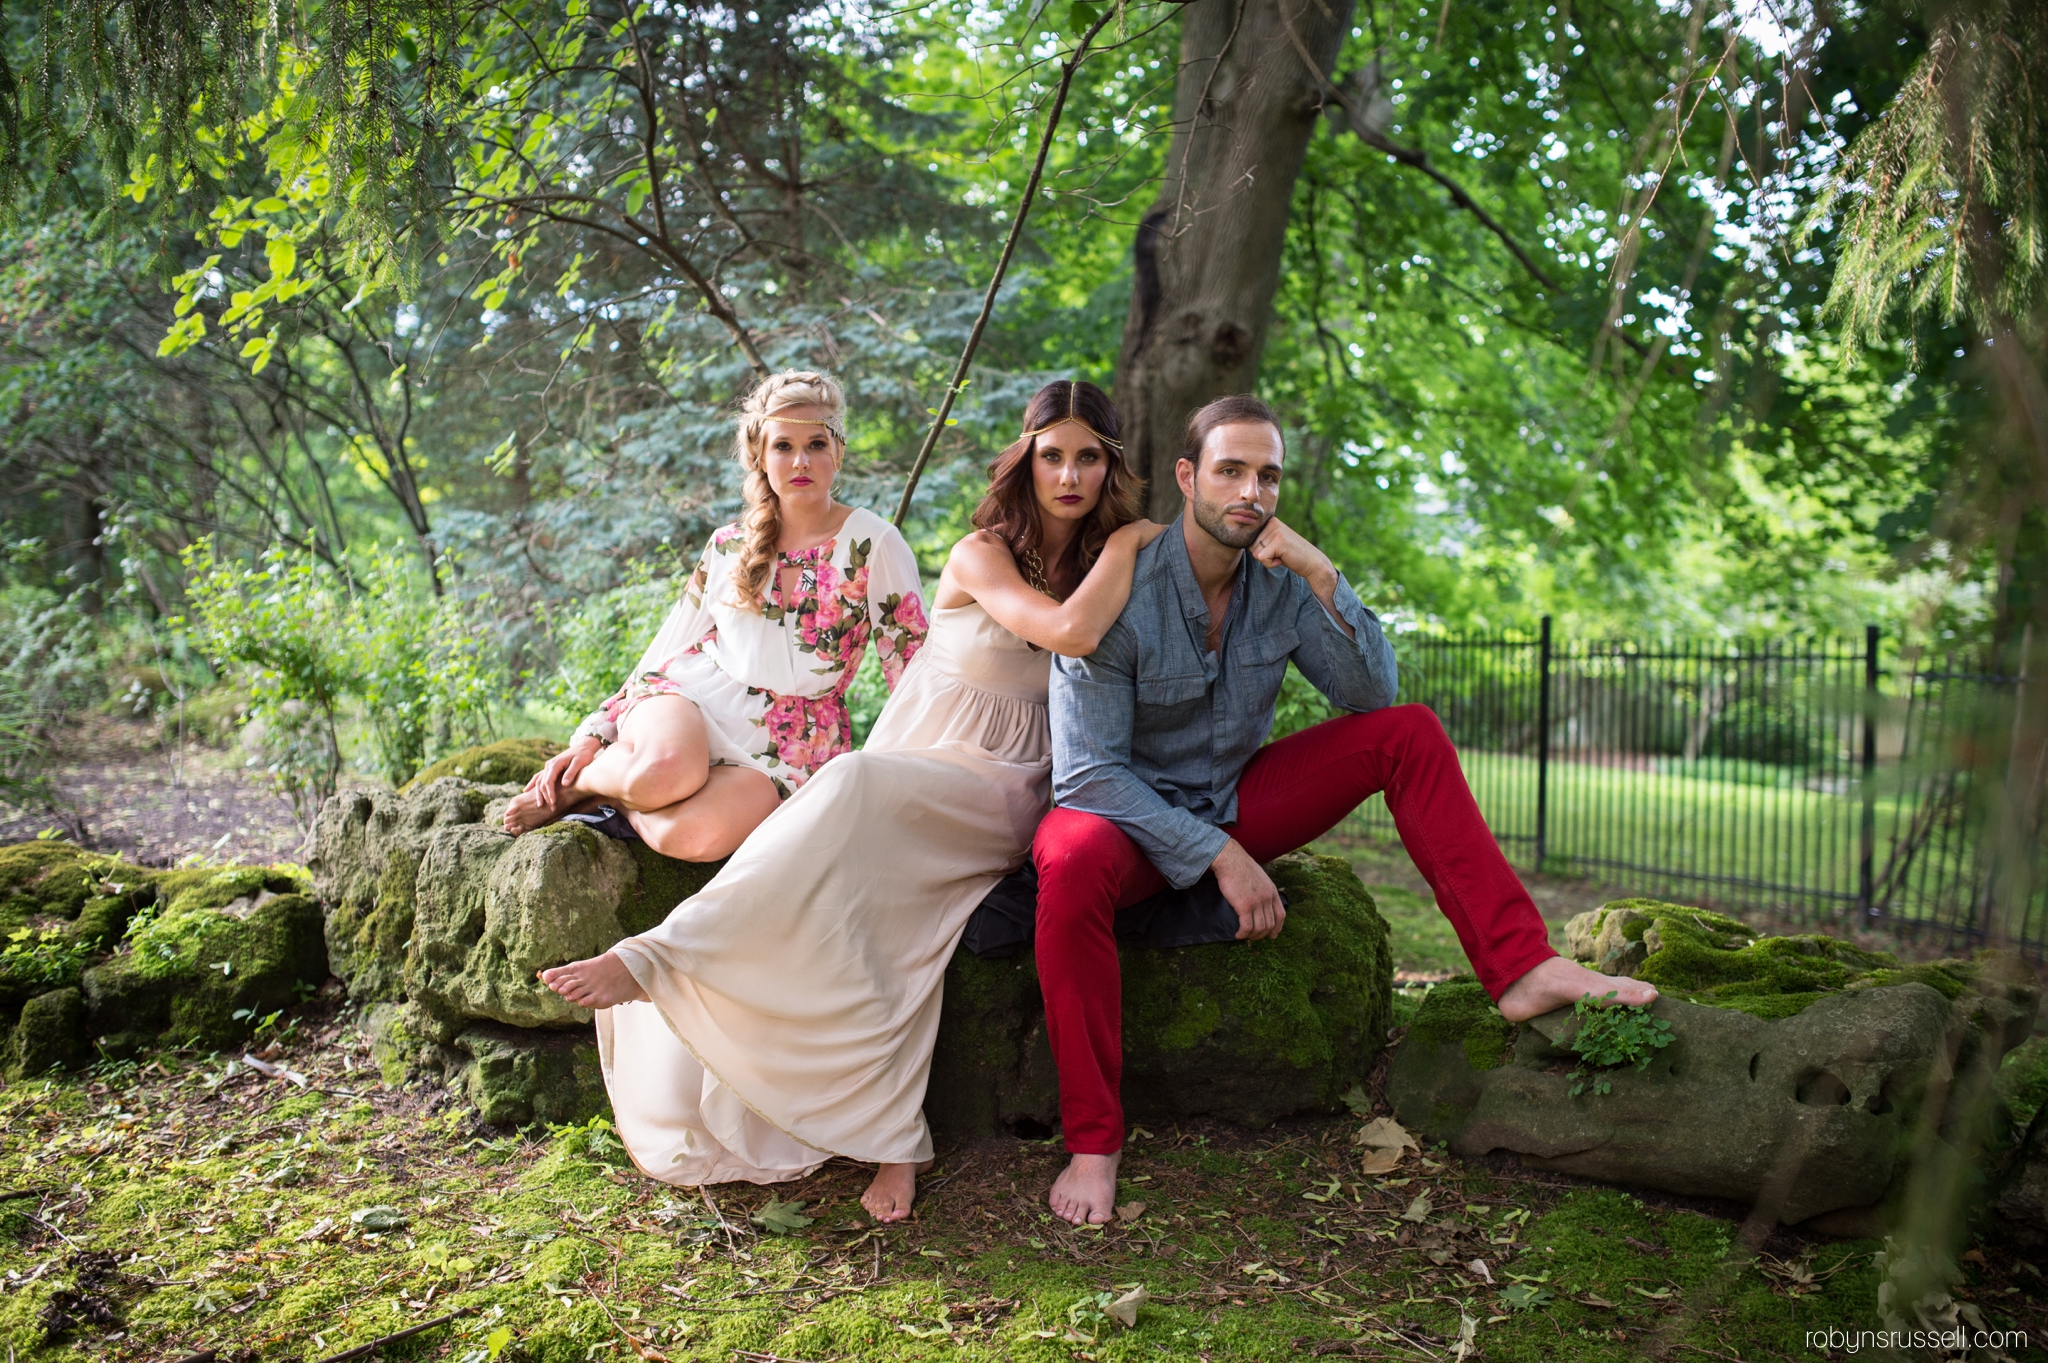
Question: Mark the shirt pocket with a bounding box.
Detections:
[1137,672,1210,726]
[1243,625,1300,667]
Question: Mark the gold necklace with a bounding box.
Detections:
[1020,547,1061,600]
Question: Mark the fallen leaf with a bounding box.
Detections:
[1114,1201,1146,1224]
[1627,1284,1673,1300]
[750,1197,814,1234]
[1104,1284,1147,1327]
[1453,1312,1479,1362]
[1357,1146,1403,1175]
[1466,1259,1493,1283]
[1355,1116,1419,1155]
[1962,1249,1988,1266]
[1578,1294,1616,1309]
[1428,1249,1456,1265]
[294,1216,337,1243]
[1400,1193,1434,1223]
[1340,1084,1373,1116]
[351,1205,408,1232]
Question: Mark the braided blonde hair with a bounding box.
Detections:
[729,370,848,612]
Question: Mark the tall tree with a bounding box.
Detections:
[1113,0,1357,519]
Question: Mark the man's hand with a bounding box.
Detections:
[1212,838,1286,941]
[1249,517,1353,640]
[1249,516,1335,590]
[530,735,603,810]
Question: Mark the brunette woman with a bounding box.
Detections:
[504,370,928,858]
[538,380,1160,1222]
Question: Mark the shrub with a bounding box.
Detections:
[0,582,103,832]
[182,539,511,816]
[535,550,686,720]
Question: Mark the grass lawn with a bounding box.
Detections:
[5,1001,2045,1363]
[1342,749,1994,930]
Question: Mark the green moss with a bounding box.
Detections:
[7,986,85,1077]
[1999,1035,2048,1127]
[403,737,564,792]
[1584,899,1901,1019]
[152,863,309,915]
[84,892,327,1048]
[618,841,724,936]
[1406,980,1513,1071]
[0,841,121,930]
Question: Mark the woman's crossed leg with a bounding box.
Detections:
[504,694,780,863]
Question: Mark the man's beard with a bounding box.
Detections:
[1190,487,1269,550]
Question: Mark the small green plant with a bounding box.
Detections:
[1567,990,1675,1097]
[0,925,92,984]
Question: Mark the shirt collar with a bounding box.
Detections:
[1166,510,1247,624]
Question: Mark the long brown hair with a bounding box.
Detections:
[970,380,1144,599]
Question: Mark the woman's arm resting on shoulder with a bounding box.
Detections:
[949,520,1166,656]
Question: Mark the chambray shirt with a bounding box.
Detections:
[1049,520,1398,887]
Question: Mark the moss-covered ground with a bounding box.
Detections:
[5,991,2046,1363]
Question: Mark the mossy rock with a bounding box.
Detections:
[403,738,564,793]
[1389,923,2041,1229]
[0,842,325,1060]
[8,987,87,1078]
[309,780,722,1043]
[80,890,327,1049]
[1560,899,2002,1023]
[925,851,1393,1135]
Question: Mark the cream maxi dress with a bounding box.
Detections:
[595,600,1051,1183]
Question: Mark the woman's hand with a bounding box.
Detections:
[530,735,603,809]
[1109,518,1170,553]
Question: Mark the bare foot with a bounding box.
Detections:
[1049,1150,1121,1226]
[538,951,649,1008]
[503,787,561,835]
[1497,955,1657,1023]
[861,1158,935,1223]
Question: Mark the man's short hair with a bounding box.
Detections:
[1180,394,1283,470]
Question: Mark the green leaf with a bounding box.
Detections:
[266,236,297,280]
[351,1204,409,1231]
[749,1197,814,1234]
[485,1327,512,1360]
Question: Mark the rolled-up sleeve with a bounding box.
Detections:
[1050,623,1231,887]
[1291,575,1398,714]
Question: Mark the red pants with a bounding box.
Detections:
[1031,704,1557,1154]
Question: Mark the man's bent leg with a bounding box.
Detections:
[1032,808,1168,1157]
[1223,706,1556,999]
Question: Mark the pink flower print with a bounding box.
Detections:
[840,565,868,605]
[893,592,928,638]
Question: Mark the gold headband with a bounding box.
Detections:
[760,407,846,443]
[1020,382,1121,451]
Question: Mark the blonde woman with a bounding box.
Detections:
[505,371,928,859]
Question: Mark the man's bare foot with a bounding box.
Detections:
[503,787,561,835]
[1497,955,1657,1023]
[1049,1151,1121,1226]
[861,1159,935,1223]
[538,951,649,1008]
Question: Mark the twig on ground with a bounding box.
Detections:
[310,1305,478,1363]
[0,1187,51,1202]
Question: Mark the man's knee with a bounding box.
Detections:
[1033,811,1130,911]
[1345,703,1452,755]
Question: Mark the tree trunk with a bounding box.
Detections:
[1113,0,1356,521]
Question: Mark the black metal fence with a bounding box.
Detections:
[1343,619,2047,960]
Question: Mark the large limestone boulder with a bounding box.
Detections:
[1389,901,2040,1228]
[313,774,1396,1133]
[927,851,1393,1135]
[309,772,720,1126]
[402,737,563,793]
[0,842,328,1071]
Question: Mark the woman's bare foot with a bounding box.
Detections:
[861,1159,934,1223]
[538,951,649,1008]
[1497,955,1657,1023]
[503,787,561,835]
[1049,1150,1121,1226]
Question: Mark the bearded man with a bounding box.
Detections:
[1033,394,1658,1225]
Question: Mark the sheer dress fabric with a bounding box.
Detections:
[596,601,1052,1183]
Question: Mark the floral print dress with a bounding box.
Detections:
[573,506,928,796]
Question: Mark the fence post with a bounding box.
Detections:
[1536,615,1553,872]
[1859,624,1880,921]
